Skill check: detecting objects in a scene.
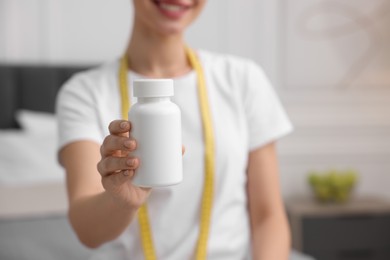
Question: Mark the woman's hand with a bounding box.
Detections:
[97,120,151,210]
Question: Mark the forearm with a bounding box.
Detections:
[68,191,137,248]
[251,212,291,260]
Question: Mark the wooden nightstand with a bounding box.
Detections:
[286,197,390,260]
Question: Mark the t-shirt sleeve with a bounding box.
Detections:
[243,61,293,151]
[55,74,103,152]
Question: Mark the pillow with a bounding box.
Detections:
[0,110,64,186]
[16,110,57,134]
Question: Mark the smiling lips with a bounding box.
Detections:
[153,0,192,19]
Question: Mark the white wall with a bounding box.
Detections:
[276,0,390,199]
[0,0,131,63]
[1,0,389,199]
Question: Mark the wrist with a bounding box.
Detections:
[102,190,139,216]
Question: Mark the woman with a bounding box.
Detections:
[56,0,293,259]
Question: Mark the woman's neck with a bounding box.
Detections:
[126,25,192,78]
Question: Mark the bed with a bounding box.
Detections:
[0,64,95,259]
[0,64,315,260]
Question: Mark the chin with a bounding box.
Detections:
[153,20,189,36]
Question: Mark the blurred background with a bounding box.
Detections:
[0,0,389,259]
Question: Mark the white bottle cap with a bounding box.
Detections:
[133,79,174,97]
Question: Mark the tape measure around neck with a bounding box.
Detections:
[119,47,215,260]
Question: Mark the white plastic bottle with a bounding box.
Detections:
[129,79,182,187]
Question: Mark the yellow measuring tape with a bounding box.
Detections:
[119,47,215,260]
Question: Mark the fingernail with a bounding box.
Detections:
[124,140,135,149]
[127,159,135,166]
[120,121,128,129]
[124,140,133,149]
[123,170,130,176]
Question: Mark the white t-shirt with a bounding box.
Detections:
[56,49,293,260]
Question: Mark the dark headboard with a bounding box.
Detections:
[0,64,91,129]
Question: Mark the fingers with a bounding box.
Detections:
[101,135,137,157]
[108,120,131,136]
[103,169,136,188]
[98,156,139,177]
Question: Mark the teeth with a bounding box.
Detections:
[160,3,183,11]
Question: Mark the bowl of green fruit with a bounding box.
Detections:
[307,169,358,203]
